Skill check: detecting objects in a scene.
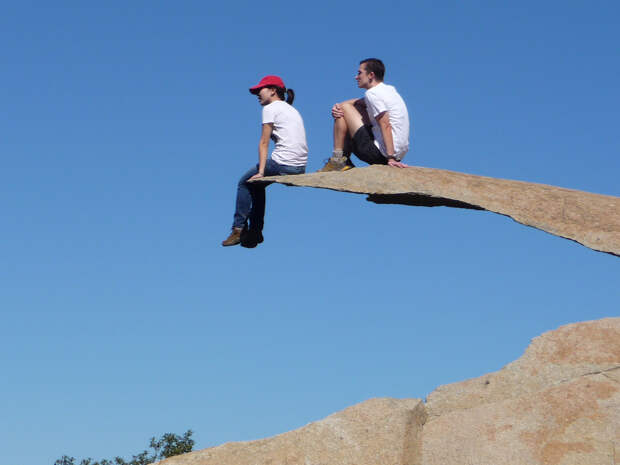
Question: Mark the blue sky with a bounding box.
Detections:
[2,1,619,464]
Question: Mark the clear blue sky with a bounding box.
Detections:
[2,2,619,464]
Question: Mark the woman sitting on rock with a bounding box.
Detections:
[222,76,308,248]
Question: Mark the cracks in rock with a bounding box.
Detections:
[602,372,620,384]
[423,365,620,423]
[599,366,620,385]
[401,401,427,465]
[553,365,620,387]
[583,365,620,379]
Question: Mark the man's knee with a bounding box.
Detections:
[338,100,370,127]
[338,100,360,112]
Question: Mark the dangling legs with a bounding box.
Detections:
[248,183,266,235]
[222,165,259,246]
[223,160,304,248]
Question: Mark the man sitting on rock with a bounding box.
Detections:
[319,58,410,172]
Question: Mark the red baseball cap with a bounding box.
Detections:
[249,75,285,94]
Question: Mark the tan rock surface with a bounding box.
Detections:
[425,317,620,417]
[258,166,620,256]
[421,317,620,465]
[159,397,426,465]
[159,318,620,465]
[421,373,619,465]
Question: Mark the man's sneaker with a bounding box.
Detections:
[317,157,355,172]
[221,227,242,247]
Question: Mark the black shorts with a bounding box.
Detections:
[351,125,387,165]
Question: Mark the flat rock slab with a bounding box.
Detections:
[257,165,620,256]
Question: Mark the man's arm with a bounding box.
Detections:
[248,123,273,181]
[375,111,407,168]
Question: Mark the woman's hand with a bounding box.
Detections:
[248,172,264,181]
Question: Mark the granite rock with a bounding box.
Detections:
[258,166,620,256]
[421,317,620,465]
[160,318,620,465]
[158,398,426,465]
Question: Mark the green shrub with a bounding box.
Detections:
[54,430,194,465]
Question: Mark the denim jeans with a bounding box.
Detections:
[232,159,305,231]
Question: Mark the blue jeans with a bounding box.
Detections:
[233,159,305,231]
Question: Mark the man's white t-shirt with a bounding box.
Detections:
[364,82,410,160]
[262,100,308,167]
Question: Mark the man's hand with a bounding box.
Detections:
[387,158,408,168]
[248,172,264,181]
[331,103,344,119]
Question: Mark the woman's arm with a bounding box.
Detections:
[249,123,274,181]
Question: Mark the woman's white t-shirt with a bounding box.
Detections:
[262,101,308,167]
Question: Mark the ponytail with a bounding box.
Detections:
[285,88,295,105]
[272,86,296,105]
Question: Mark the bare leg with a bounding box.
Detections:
[319,99,371,172]
[333,116,348,152]
[334,100,367,148]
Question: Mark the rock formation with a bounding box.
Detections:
[160,398,426,465]
[422,318,620,465]
[256,166,620,257]
[160,318,620,465]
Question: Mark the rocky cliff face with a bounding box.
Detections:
[160,318,620,465]
[257,166,620,257]
[422,318,620,465]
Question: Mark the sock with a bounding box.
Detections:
[332,149,346,164]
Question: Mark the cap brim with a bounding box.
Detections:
[249,86,262,95]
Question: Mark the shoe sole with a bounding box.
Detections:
[317,164,354,173]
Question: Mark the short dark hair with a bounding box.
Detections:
[360,58,385,81]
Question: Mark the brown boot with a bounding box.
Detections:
[317,156,355,172]
[221,227,243,247]
[240,228,264,248]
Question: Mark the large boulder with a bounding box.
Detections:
[160,318,620,465]
[426,317,620,416]
[422,318,620,465]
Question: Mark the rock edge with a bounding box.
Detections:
[257,165,620,257]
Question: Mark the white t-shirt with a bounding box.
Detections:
[364,82,410,160]
[262,100,308,167]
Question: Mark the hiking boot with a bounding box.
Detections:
[241,228,264,248]
[221,227,242,247]
[317,157,355,172]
